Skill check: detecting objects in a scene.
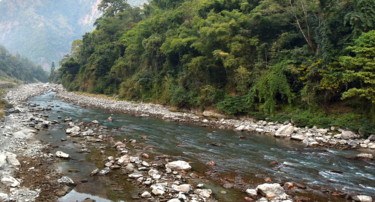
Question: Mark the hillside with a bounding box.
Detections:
[0,0,147,70]
[0,45,47,83]
[57,0,375,135]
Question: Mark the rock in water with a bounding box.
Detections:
[256,183,285,198]
[66,126,80,134]
[165,160,192,171]
[56,151,70,159]
[353,195,373,202]
[275,125,294,137]
[356,153,373,159]
[58,176,75,185]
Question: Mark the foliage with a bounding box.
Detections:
[57,0,375,134]
[0,45,48,82]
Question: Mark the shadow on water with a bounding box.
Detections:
[29,93,375,201]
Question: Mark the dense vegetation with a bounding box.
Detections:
[57,0,375,135]
[0,45,48,82]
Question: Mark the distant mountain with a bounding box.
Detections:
[0,0,147,71]
[0,44,48,82]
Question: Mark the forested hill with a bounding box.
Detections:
[57,0,375,135]
[0,45,48,83]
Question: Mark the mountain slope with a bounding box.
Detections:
[0,45,48,82]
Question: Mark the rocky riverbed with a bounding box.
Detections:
[0,83,374,202]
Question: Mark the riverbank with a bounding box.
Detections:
[0,83,64,201]
[55,84,375,152]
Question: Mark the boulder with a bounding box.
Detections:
[66,126,80,134]
[0,153,7,168]
[356,153,373,159]
[245,188,257,197]
[141,191,151,198]
[0,192,9,201]
[98,167,110,175]
[165,160,192,171]
[1,176,20,187]
[367,135,375,141]
[341,130,358,139]
[291,134,305,141]
[256,183,285,198]
[56,151,70,159]
[151,183,166,195]
[6,152,20,167]
[194,189,212,198]
[353,195,373,202]
[275,125,294,137]
[117,155,130,165]
[172,184,192,193]
[58,176,75,185]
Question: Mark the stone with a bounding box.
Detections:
[235,125,246,131]
[117,155,130,165]
[141,191,151,198]
[246,188,257,197]
[129,173,143,178]
[98,167,110,175]
[290,134,305,141]
[92,120,99,124]
[367,135,375,141]
[125,163,135,172]
[167,199,181,202]
[341,130,358,139]
[275,125,294,137]
[194,189,212,198]
[1,176,20,187]
[66,126,80,134]
[202,110,225,118]
[165,160,192,171]
[356,153,373,159]
[58,176,75,185]
[0,153,7,168]
[353,195,373,202]
[56,151,70,159]
[368,142,375,149]
[0,192,9,201]
[151,183,166,195]
[172,184,192,193]
[90,168,99,176]
[256,183,285,198]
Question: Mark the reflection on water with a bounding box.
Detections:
[29,93,375,200]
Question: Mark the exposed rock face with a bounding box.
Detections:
[275,125,294,137]
[165,161,192,171]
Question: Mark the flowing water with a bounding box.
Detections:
[28,93,375,201]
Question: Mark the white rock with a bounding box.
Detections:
[1,176,20,187]
[290,134,305,141]
[117,155,130,165]
[235,125,245,131]
[125,163,135,172]
[341,130,358,139]
[0,153,7,168]
[275,125,294,137]
[58,176,75,185]
[66,126,80,134]
[356,153,373,159]
[6,152,20,167]
[172,184,192,193]
[353,195,373,202]
[92,120,99,124]
[129,173,143,178]
[368,142,375,149]
[194,189,212,198]
[0,192,9,201]
[55,151,70,159]
[151,183,166,195]
[256,183,285,198]
[141,191,151,198]
[167,199,181,202]
[166,160,192,171]
[246,188,257,197]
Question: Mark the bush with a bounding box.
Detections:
[216,95,250,115]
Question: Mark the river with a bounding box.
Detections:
[28,92,375,201]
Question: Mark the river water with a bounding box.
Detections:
[28,93,375,201]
